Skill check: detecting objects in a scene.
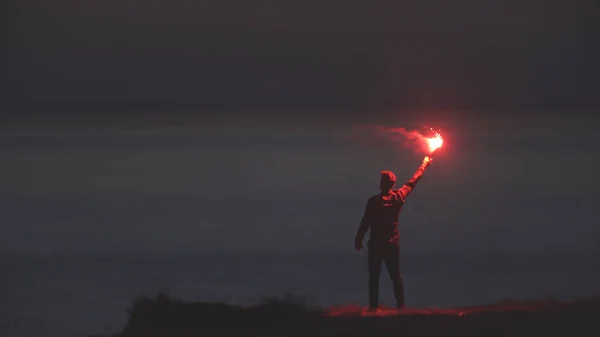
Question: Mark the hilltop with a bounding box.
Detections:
[115,293,600,337]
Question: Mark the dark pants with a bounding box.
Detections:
[367,242,404,308]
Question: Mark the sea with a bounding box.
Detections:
[2,252,600,337]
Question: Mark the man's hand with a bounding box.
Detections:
[423,156,433,167]
[355,239,363,251]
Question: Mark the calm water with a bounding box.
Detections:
[2,252,600,337]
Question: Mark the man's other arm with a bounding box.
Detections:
[354,198,372,251]
[397,156,432,201]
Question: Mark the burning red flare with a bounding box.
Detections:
[357,125,445,156]
[425,128,444,154]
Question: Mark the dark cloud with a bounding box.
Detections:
[2,0,599,108]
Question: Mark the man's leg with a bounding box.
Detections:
[383,244,404,309]
[367,245,383,309]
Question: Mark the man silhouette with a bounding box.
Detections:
[354,155,433,311]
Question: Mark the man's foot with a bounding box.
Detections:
[367,307,378,313]
[396,303,405,311]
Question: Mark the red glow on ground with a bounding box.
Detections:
[325,306,464,317]
[324,299,569,317]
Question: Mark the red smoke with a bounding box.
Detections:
[359,125,443,155]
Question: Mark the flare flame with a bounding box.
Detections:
[426,128,444,154]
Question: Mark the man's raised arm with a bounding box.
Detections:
[397,156,432,201]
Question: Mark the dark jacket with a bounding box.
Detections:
[355,160,430,246]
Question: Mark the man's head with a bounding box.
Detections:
[380,170,396,193]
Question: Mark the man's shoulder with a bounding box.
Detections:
[368,194,380,202]
[367,192,402,201]
[391,188,407,201]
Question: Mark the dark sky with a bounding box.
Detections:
[2,0,599,108]
[1,1,599,257]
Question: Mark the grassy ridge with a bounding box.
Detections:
[116,293,600,337]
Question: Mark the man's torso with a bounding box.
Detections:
[367,190,406,246]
